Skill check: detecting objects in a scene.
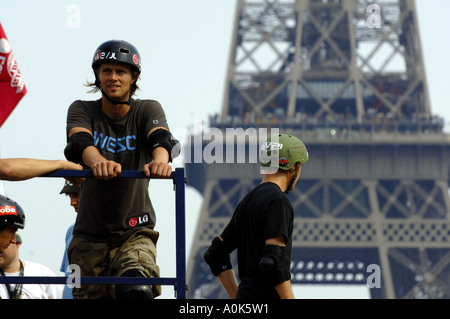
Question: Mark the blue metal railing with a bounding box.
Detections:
[0,167,187,299]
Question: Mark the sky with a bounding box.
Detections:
[0,0,449,300]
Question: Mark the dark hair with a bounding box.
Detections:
[85,64,140,96]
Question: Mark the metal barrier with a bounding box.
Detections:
[0,167,187,299]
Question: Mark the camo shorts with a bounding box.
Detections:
[67,228,161,299]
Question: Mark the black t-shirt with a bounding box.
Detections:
[66,98,169,242]
[220,182,294,299]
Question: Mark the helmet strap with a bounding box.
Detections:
[100,87,131,106]
[284,164,300,194]
[284,169,297,194]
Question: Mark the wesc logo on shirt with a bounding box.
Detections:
[0,206,17,216]
[93,131,137,154]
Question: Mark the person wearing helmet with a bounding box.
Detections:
[0,196,25,299]
[64,40,180,299]
[0,233,63,299]
[204,134,309,299]
[0,195,25,254]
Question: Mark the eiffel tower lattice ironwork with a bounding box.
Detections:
[184,0,450,299]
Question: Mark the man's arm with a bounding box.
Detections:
[274,279,295,299]
[145,146,172,178]
[218,269,239,299]
[83,145,122,180]
[204,236,237,298]
[67,127,122,180]
[144,127,176,178]
[0,158,82,181]
[265,235,295,299]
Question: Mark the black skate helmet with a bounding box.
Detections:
[0,195,25,230]
[91,40,142,103]
[92,39,141,74]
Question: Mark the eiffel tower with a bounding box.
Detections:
[184,0,450,299]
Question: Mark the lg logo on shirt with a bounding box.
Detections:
[128,213,150,228]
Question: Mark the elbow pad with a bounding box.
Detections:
[64,132,94,164]
[203,237,233,276]
[259,245,291,286]
[147,129,181,162]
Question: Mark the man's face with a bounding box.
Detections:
[0,225,18,253]
[98,62,136,102]
[0,236,19,268]
[69,192,81,213]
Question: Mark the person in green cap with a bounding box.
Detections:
[204,133,309,299]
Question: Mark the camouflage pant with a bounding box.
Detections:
[67,228,161,299]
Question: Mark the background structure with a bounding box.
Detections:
[185,0,450,299]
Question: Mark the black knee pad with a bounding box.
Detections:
[116,284,154,299]
[115,269,154,299]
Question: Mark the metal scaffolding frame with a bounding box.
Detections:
[0,168,188,299]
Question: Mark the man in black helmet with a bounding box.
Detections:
[64,40,180,299]
[0,195,25,255]
[0,233,63,299]
[0,196,25,299]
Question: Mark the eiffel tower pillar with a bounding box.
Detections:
[185,0,450,299]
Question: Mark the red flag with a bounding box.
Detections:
[0,22,26,127]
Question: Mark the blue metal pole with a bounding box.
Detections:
[34,169,187,299]
[174,167,187,299]
[42,169,175,179]
[0,276,176,285]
